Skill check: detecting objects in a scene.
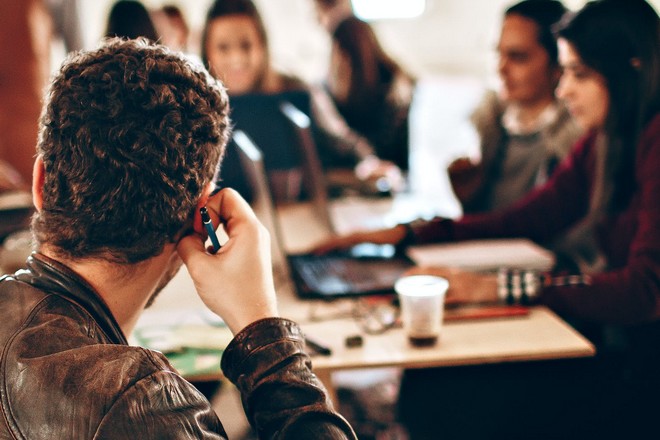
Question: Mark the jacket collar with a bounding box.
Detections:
[15,252,127,345]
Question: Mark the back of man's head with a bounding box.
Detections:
[33,38,230,264]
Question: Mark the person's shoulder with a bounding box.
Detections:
[6,309,173,395]
[2,320,180,438]
[0,281,174,411]
[470,89,504,125]
[470,90,505,153]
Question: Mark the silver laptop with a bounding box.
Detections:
[279,101,335,233]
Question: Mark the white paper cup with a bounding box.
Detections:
[395,275,449,347]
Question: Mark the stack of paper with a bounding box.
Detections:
[407,238,555,271]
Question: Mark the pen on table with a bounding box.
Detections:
[304,336,332,356]
[200,207,221,253]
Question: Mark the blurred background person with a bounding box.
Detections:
[314,0,660,437]
[0,0,82,272]
[448,0,581,214]
[46,0,84,53]
[324,14,416,170]
[0,0,52,185]
[105,0,158,42]
[151,4,190,53]
[201,0,402,202]
[313,0,353,32]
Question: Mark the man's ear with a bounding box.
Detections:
[32,156,45,212]
[193,182,215,234]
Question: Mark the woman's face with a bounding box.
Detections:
[497,14,559,107]
[205,15,267,95]
[556,38,610,131]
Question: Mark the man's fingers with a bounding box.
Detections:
[176,233,207,265]
[205,188,258,237]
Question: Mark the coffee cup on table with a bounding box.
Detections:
[395,275,449,347]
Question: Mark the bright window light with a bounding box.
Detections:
[351,0,426,20]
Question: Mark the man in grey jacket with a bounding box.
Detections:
[0,38,355,439]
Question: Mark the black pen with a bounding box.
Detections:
[304,336,332,356]
[200,207,221,253]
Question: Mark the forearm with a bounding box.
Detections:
[221,318,356,440]
[496,258,660,325]
[408,143,593,245]
[541,271,658,324]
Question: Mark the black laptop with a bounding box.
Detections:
[287,244,413,298]
[229,128,413,299]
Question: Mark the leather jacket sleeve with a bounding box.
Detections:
[91,318,355,440]
[94,366,228,439]
[222,318,357,439]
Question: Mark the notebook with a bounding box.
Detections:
[407,239,555,271]
[231,129,413,300]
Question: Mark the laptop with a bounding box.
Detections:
[231,129,414,299]
[218,92,317,202]
[279,101,334,233]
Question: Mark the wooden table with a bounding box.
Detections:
[133,197,595,402]
[300,307,594,372]
[136,265,594,404]
[298,305,593,401]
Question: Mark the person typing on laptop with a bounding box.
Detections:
[315,1,660,437]
[0,38,356,439]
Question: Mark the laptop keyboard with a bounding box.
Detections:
[295,256,406,296]
[299,258,355,294]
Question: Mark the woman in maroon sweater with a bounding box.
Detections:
[316,1,660,437]
[316,0,660,331]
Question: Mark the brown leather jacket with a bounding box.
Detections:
[0,253,356,439]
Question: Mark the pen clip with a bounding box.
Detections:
[200,206,212,225]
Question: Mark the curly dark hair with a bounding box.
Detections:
[33,38,231,263]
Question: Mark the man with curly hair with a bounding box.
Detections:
[0,38,356,439]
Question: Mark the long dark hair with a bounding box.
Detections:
[105,0,158,42]
[557,0,659,214]
[200,0,270,78]
[331,16,412,110]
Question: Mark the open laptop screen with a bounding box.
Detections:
[231,130,413,299]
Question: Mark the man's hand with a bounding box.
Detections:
[447,157,485,204]
[355,156,405,192]
[177,188,278,334]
